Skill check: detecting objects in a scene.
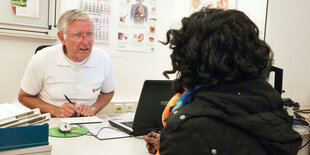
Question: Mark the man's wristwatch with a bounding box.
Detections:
[90,106,97,113]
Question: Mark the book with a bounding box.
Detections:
[0,123,49,151]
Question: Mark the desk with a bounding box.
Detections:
[48,118,150,155]
[294,125,310,155]
[50,118,310,155]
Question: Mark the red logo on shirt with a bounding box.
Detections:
[92,87,100,93]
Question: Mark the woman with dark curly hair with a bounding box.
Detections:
[143,8,301,155]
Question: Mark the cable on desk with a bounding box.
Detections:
[95,127,128,137]
[298,125,310,150]
[294,112,310,126]
[295,109,310,114]
[294,112,310,150]
[299,139,310,150]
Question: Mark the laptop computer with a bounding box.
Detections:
[108,80,175,136]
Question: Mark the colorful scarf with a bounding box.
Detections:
[162,85,201,126]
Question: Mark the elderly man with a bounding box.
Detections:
[18,9,115,118]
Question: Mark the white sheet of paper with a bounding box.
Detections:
[15,0,40,18]
[81,121,130,140]
[60,116,103,124]
[80,115,131,140]
[0,103,26,120]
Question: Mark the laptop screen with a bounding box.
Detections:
[132,80,175,135]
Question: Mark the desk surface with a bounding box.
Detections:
[48,118,150,155]
[47,115,310,155]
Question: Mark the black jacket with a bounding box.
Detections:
[160,79,302,155]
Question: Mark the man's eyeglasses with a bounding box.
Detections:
[70,32,94,40]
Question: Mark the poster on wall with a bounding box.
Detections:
[80,0,111,44]
[117,0,157,52]
[190,0,268,39]
[191,0,237,11]
[11,0,39,18]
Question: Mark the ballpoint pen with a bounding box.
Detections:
[64,95,77,117]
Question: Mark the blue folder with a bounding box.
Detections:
[0,123,49,151]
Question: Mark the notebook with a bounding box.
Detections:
[109,80,175,136]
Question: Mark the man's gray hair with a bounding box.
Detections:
[58,9,91,34]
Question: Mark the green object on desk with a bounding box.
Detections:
[49,127,88,138]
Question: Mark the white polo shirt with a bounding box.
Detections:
[21,44,115,107]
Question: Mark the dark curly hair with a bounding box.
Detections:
[162,8,273,93]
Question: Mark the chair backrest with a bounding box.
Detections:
[35,45,51,54]
[270,66,283,95]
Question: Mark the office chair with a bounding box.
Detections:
[269,66,284,95]
[35,45,51,54]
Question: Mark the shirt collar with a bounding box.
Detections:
[56,44,94,67]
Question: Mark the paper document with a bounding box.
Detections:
[0,108,40,128]
[80,121,130,140]
[60,116,103,124]
[0,103,41,126]
[0,103,26,120]
[80,115,131,140]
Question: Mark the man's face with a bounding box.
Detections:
[137,0,142,4]
[58,19,94,62]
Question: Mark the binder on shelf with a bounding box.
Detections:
[25,113,51,126]
[0,108,41,128]
[0,104,39,126]
[1,113,51,128]
[0,123,49,151]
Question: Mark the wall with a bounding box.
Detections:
[265,0,310,104]
[60,0,189,102]
[0,35,56,103]
[0,0,189,103]
[1,0,310,105]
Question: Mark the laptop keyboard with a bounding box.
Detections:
[121,121,133,128]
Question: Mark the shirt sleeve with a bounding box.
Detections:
[100,56,115,93]
[20,54,43,95]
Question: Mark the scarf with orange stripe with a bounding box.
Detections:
[162,85,201,126]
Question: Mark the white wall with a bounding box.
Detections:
[60,0,189,102]
[0,0,189,103]
[0,35,56,103]
[1,0,310,105]
[265,0,310,104]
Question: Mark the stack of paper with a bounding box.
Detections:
[0,103,52,153]
[0,103,51,128]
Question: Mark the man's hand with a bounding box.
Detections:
[77,105,96,117]
[143,132,160,154]
[54,101,80,118]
